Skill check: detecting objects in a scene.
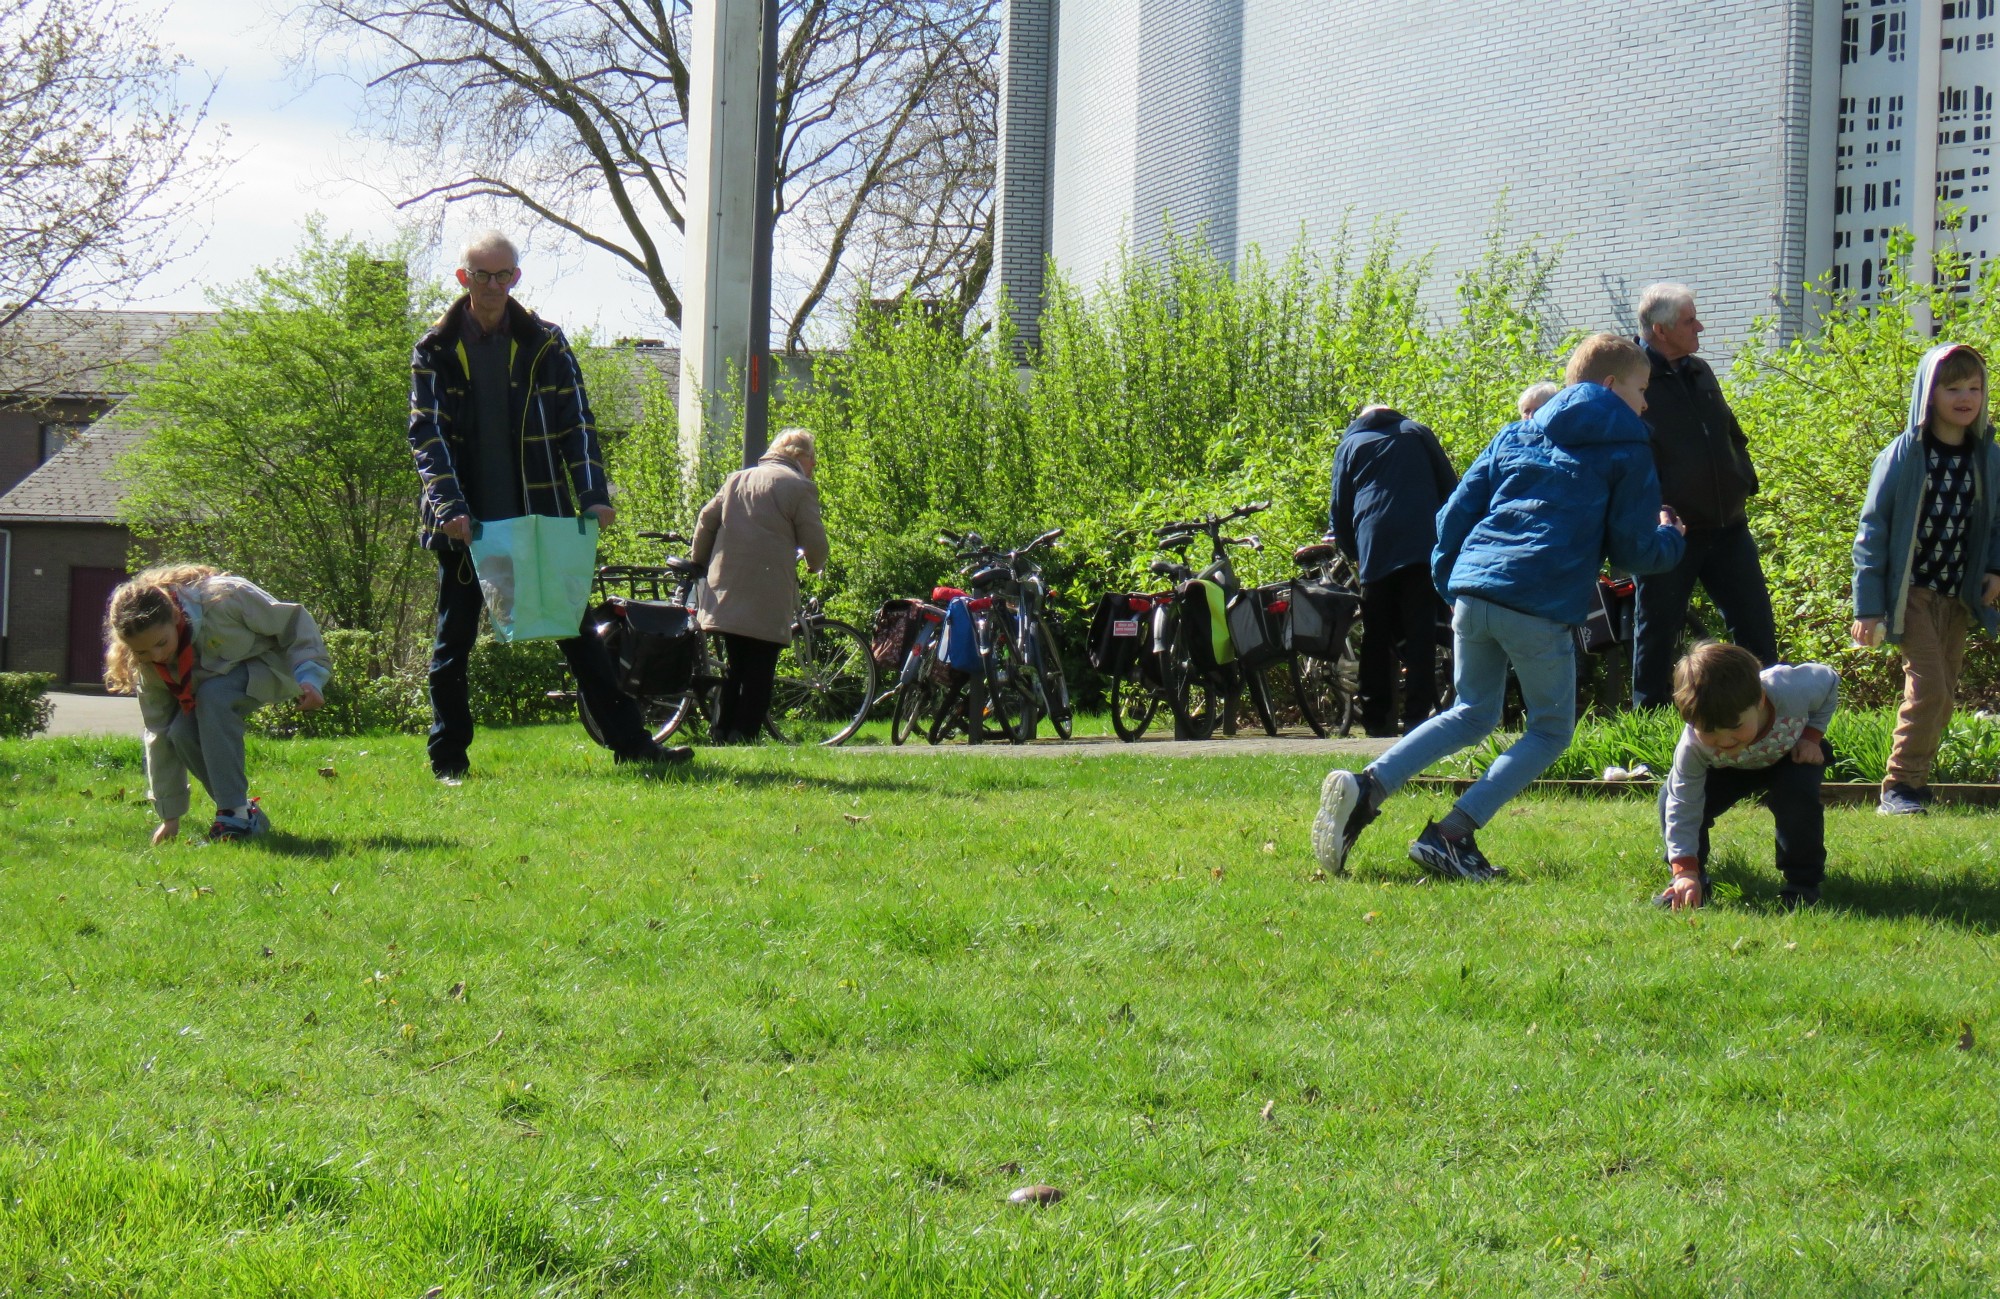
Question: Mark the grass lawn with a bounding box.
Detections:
[3,725,1998,1296]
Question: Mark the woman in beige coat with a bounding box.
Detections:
[689,428,831,742]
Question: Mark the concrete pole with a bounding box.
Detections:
[679,0,774,480]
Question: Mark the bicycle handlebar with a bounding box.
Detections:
[636,529,688,544]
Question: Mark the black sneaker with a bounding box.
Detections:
[1408,820,1502,881]
[1312,769,1379,874]
[617,742,694,766]
[1777,885,1821,911]
[1878,782,1929,816]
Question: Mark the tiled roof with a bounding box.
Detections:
[0,407,146,523]
[0,310,215,400]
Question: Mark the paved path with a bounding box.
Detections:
[46,692,141,737]
[846,731,1396,759]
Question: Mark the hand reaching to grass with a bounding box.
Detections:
[1660,871,1704,911]
[152,818,179,846]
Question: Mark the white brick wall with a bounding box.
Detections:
[1023,0,1821,353]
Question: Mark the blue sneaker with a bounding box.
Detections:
[1312,769,1379,874]
[1408,820,1502,881]
[1877,783,1929,816]
[208,798,271,842]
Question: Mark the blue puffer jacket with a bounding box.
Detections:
[1433,382,1686,625]
[1852,342,2000,641]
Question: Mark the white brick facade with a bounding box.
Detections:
[1001,0,1896,354]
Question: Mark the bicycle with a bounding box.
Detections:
[1145,501,1287,741]
[928,528,1071,745]
[581,531,876,746]
[1285,538,1363,738]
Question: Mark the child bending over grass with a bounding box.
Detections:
[104,565,331,844]
[1655,642,1836,912]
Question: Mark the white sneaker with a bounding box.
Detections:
[1312,769,1364,875]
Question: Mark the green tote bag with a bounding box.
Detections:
[468,514,600,643]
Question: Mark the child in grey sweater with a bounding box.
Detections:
[1656,641,1839,912]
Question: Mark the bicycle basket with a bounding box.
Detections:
[602,597,698,696]
[1087,592,1150,673]
[1285,580,1359,659]
[871,598,924,671]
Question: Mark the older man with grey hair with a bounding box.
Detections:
[407,229,692,778]
[1628,283,1778,709]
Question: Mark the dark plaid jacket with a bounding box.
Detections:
[407,296,610,551]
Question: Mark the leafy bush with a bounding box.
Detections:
[260,630,569,736]
[0,673,55,738]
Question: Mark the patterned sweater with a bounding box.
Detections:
[1662,663,1839,864]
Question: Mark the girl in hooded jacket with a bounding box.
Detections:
[1853,343,2000,816]
[103,565,332,843]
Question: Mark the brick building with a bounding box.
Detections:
[993,0,2000,354]
[0,312,210,682]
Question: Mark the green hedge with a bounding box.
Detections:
[0,672,54,739]
[1455,707,2000,785]
[259,630,573,737]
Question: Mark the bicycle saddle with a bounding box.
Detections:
[931,585,967,602]
[1292,543,1337,565]
[1149,558,1189,579]
[663,555,702,576]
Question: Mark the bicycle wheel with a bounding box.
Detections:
[766,617,876,745]
[890,648,939,746]
[1158,609,1218,741]
[985,619,1038,744]
[1031,615,1072,740]
[1243,659,1281,736]
[1294,637,1360,739]
[651,631,727,742]
[1108,670,1159,742]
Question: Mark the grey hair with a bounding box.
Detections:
[1637,283,1695,332]
[461,229,520,267]
[766,427,816,463]
[1516,382,1560,417]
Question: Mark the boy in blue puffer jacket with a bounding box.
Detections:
[1313,334,1688,880]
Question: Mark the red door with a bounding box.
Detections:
[67,567,127,687]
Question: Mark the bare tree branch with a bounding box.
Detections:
[293,0,996,343]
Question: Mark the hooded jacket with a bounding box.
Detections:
[1328,407,1460,585]
[1852,342,2000,641]
[1432,382,1686,626]
[407,296,610,551]
[1637,339,1760,529]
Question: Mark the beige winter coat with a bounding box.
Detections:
[689,455,830,645]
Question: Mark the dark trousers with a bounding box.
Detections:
[1358,563,1445,733]
[1632,520,1778,709]
[1658,753,1828,889]
[716,632,785,742]
[427,549,652,774]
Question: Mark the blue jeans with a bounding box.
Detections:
[1631,520,1777,709]
[1366,596,1577,827]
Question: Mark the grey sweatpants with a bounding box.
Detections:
[152,665,257,818]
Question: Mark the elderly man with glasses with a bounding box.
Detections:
[406,229,690,781]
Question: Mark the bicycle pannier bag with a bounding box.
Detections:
[1088,593,1148,673]
[1576,576,1636,654]
[1226,590,1277,668]
[1286,580,1359,658]
[940,597,982,674]
[872,598,922,670]
[603,597,697,696]
[1178,579,1236,673]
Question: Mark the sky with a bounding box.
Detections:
[124,0,679,340]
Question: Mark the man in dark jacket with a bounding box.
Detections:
[1329,405,1459,735]
[1629,283,1778,709]
[408,229,688,780]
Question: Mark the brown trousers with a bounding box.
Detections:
[1887,585,1970,791]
